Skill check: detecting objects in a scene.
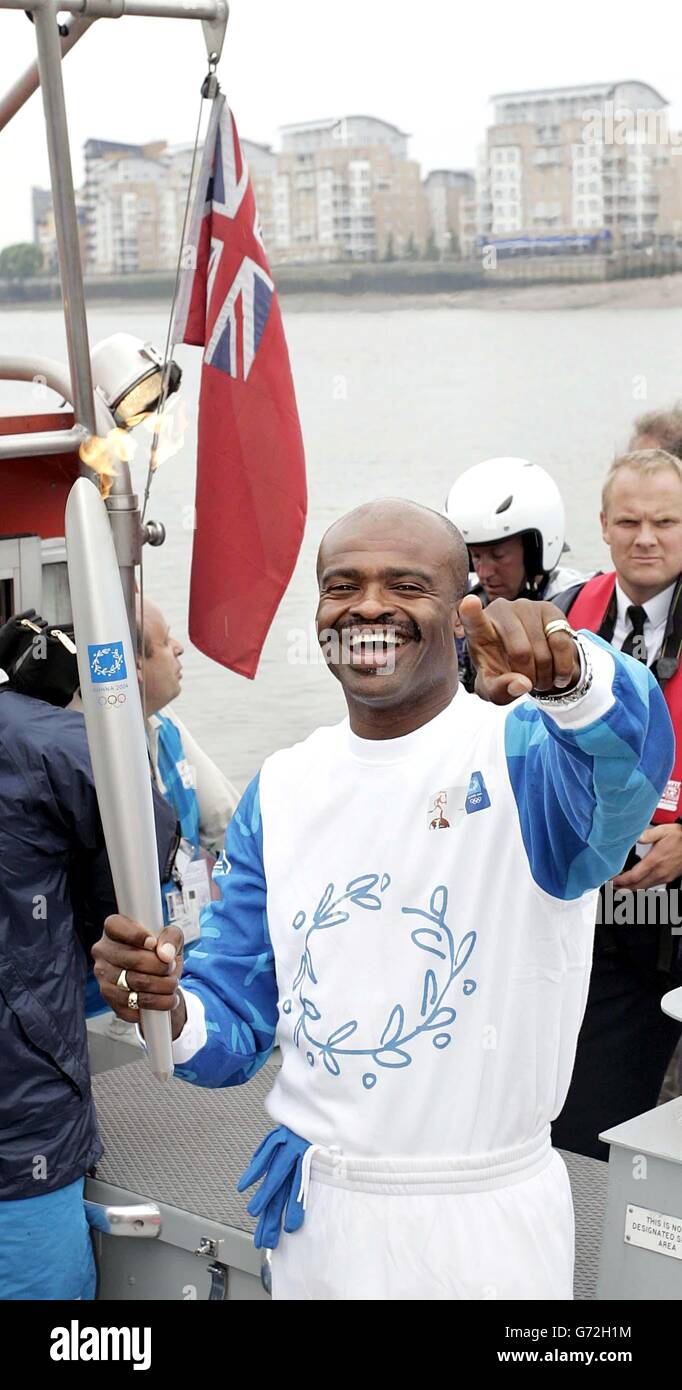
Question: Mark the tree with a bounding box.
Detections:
[0,243,44,279]
[383,232,396,262]
[447,228,460,259]
[424,229,440,261]
[404,233,419,261]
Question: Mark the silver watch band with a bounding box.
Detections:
[531,631,594,708]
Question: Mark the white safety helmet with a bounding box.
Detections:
[90,333,181,427]
[444,457,565,576]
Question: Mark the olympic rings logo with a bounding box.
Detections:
[97,693,127,706]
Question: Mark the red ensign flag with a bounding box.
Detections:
[173,95,307,678]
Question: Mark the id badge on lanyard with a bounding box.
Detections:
[165,840,213,943]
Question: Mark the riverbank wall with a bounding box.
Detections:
[3,249,682,309]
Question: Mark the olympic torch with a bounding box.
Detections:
[65,475,174,1081]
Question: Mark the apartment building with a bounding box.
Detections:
[81,133,285,271]
[162,142,200,258]
[274,115,428,261]
[423,170,476,254]
[477,81,674,245]
[656,141,682,239]
[82,138,180,273]
[241,139,277,250]
[458,195,478,258]
[31,186,58,270]
[32,185,88,272]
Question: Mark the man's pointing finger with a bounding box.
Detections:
[458,594,498,642]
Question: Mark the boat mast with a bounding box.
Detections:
[0,0,228,639]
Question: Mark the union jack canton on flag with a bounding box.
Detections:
[173,95,307,679]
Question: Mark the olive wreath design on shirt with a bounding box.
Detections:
[283,874,477,1089]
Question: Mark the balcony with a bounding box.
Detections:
[535,125,561,145]
[533,149,563,167]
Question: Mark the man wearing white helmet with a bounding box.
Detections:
[445,459,588,691]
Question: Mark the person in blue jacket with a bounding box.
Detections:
[0,614,178,1300]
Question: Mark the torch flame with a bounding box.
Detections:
[79,428,136,498]
[143,396,188,471]
[113,397,187,473]
[79,397,186,498]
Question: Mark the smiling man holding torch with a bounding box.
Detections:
[94,498,672,1301]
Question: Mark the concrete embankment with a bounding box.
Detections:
[3,254,682,312]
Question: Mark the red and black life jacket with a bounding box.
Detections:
[567,571,682,824]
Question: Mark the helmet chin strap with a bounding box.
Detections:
[526,575,550,598]
[521,531,546,590]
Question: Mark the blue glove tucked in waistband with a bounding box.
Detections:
[238,1125,311,1250]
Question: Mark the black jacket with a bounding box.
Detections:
[0,691,178,1199]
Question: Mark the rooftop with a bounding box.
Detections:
[241,138,274,154]
[279,115,410,137]
[425,168,475,182]
[491,80,667,105]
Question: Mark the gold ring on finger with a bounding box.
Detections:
[127,991,139,1011]
[544,619,575,639]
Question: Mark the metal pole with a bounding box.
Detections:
[0,425,88,457]
[0,355,111,438]
[32,2,97,436]
[0,0,228,128]
[0,17,94,134]
[0,0,226,17]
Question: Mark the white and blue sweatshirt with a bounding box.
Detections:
[171,636,673,1159]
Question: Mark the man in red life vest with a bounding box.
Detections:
[552,448,682,1159]
[630,406,682,459]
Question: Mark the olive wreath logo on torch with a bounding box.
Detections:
[88,642,128,683]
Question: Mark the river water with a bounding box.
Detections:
[2,300,682,788]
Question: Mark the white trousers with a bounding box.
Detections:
[271,1131,575,1301]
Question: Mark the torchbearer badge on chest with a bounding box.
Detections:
[427,786,465,829]
[465,770,491,813]
[427,772,491,829]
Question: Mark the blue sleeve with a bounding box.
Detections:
[176,772,277,1087]
[504,633,675,900]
